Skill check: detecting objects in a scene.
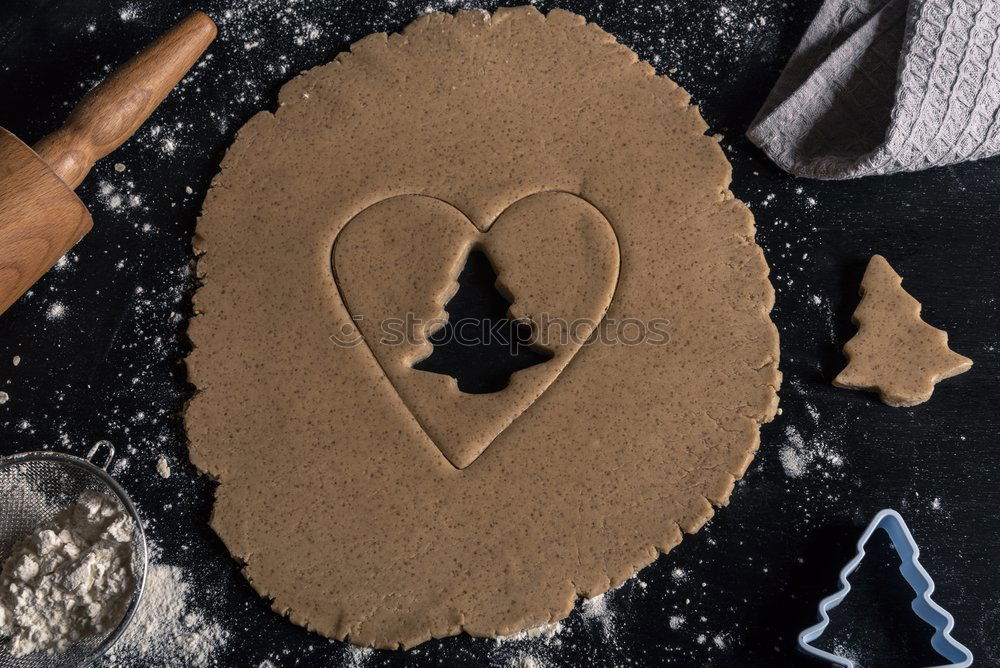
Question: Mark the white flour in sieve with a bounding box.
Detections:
[0,489,135,656]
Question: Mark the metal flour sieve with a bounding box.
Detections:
[0,443,147,668]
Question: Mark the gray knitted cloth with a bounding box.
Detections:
[747,0,1000,179]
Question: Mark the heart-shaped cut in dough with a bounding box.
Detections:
[333,191,620,469]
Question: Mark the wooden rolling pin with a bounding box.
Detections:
[0,11,217,316]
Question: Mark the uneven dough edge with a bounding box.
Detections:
[185,5,781,649]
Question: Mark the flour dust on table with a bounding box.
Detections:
[101,561,228,667]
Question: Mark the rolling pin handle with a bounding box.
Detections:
[32,11,217,189]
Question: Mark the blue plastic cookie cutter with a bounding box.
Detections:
[798,508,973,667]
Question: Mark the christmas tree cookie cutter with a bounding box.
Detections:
[798,509,973,667]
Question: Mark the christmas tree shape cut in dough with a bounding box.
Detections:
[834,255,972,407]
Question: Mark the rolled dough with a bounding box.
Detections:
[187,6,780,649]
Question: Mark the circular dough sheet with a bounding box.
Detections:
[187,6,780,649]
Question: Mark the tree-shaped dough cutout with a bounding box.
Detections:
[834,255,972,407]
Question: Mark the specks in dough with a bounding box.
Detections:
[834,255,972,406]
[188,6,779,649]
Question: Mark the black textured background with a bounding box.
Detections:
[1,1,997,666]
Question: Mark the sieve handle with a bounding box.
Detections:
[87,441,115,470]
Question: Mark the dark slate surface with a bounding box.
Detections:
[1,1,996,666]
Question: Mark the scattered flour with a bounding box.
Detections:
[489,613,574,666]
[779,425,844,479]
[118,5,139,22]
[512,656,544,668]
[833,642,859,664]
[778,444,807,478]
[104,563,229,667]
[495,621,564,644]
[0,490,135,656]
[95,180,144,213]
[0,391,8,404]
[110,458,130,476]
[45,302,66,320]
[342,645,373,667]
[581,593,608,619]
[580,589,622,642]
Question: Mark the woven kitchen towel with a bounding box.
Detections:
[747,0,1000,179]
